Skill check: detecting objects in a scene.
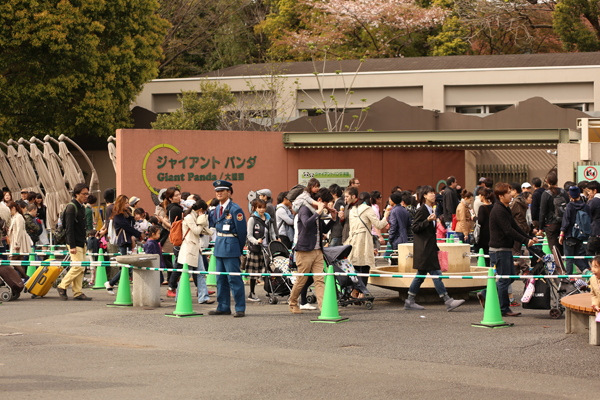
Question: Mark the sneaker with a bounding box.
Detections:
[404,298,425,310]
[166,289,176,298]
[300,303,317,310]
[104,282,114,295]
[510,299,521,307]
[56,287,68,300]
[248,293,260,302]
[445,298,465,312]
[208,290,215,295]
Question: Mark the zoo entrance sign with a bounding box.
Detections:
[142,143,258,194]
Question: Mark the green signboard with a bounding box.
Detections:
[577,165,600,183]
[298,169,354,188]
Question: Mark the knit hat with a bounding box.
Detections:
[568,186,580,199]
[390,192,403,205]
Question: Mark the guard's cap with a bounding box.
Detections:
[213,180,233,193]
[257,189,271,198]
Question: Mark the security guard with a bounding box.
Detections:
[208,180,248,317]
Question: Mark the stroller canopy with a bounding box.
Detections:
[323,245,353,265]
[269,241,290,258]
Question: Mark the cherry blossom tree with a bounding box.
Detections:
[279,0,448,58]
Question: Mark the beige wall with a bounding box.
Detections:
[557,143,600,185]
[134,65,600,117]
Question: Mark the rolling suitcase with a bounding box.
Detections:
[26,265,63,297]
[0,265,25,300]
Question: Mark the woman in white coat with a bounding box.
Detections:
[177,199,214,304]
[7,201,32,280]
[346,192,390,288]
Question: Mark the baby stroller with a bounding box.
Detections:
[262,241,295,305]
[522,245,589,319]
[323,245,375,310]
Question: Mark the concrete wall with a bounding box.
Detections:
[134,65,600,117]
[116,129,465,214]
[557,143,600,185]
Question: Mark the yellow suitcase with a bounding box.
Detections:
[26,265,63,297]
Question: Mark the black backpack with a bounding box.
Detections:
[54,202,77,245]
[546,189,567,224]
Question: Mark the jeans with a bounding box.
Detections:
[175,254,209,303]
[545,223,562,256]
[481,250,514,314]
[329,237,342,247]
[384,243,398,265]
[167,246,182,289]
[455,232,470,244]
[408,269,447,297]
[354,265,370,287]
[563,238,588,274]
[108,245,131,286]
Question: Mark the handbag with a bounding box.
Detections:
[522,279,551,310]
[107,219,118,245]
[438,251,449,272]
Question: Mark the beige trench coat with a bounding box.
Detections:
[345,204,388,267]
[8,213,32,254]
[177,211,211,268]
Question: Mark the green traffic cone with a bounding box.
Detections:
[49,245,55,260]
[26,254,36,278]
[477,248,486,267]
[107,265,132,307]
[166,263,202,318]
[206,250,217,286]
[92,248,108,290]
[311,263,349,324]
[472,268,513,328]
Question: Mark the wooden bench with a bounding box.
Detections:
[561,293,600,346]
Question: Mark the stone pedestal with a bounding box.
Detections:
[116,254,161,308]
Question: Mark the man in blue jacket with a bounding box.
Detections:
[288,188,337,314]
[209,180,248,318]
[559,186,591,274]
[387,192,410,266]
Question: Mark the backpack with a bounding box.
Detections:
[572,209,592,241]
[54,202,77,245]
[546,189,567,223]
[286,185,305,202]
[168,216,189,247]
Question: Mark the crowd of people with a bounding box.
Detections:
[2,171,600,319]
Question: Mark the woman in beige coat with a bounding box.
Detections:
[177,199,213,304]
[346,192,390,287]
[455,190,474,243]
[7,201,32,280]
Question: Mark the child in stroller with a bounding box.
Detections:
[323,245,375,310]
[263,241,295,304]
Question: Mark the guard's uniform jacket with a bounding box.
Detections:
[214,200,247,258]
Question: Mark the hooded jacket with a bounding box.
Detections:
[560,199,591,240]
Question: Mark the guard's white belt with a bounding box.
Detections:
[217,233,237,237]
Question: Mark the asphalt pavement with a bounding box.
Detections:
[1,278,600,399]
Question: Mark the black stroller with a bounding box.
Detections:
[522,245,589,318]
[262,241,295,304]
[323,245,375,310]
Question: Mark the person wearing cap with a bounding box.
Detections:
[209,180,248,318]
[129,196,140,213]
[257,189,276,221]
[559,186,591,275]
[474,177,486,197]
[521,182,532,193]
[20,189,29,204]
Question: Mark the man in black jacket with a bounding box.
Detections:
[539,172,570,256]
[559,186,591,274]
[530,177,544,227]
[442,176,459,228]
[587,181,600,257]
[288,188,337,314]
[478,183,537,317]
[56,183,91,301]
